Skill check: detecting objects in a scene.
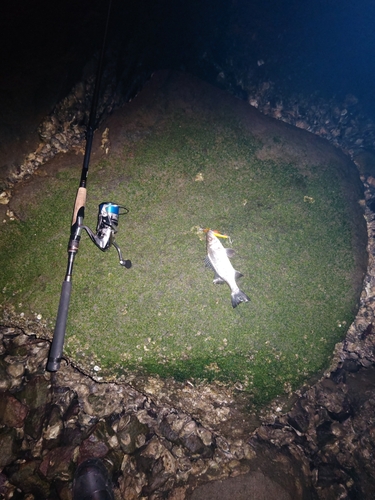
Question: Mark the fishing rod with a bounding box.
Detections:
[47,0,131,372]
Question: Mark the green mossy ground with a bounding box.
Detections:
[0,98,364,408]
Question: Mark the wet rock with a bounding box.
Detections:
[5,360,24,379]
[16,374,51,410]
[118,464,147,500]
[25,340,50,375]
[2,330,29,349]
[24,405,47,440]
[314,379,351,421]
[0,392,28,428]
[0,427,18,467]
[57,389,80,421]
[181,433,206,456]
[160,414,180,443]
[315,421,335,447]
[0,359,11,391]
[61,425,84,449]
[86,387,126,417]
[39,445,76,481]
[139,436,177,493]
[148,449,177,492]
[287,401,310,434]
[43,404,64,446]
[0,473,8,496]
[8,460,50,498]
[79,430,109,463]
[117,414,149,454]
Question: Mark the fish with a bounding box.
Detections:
[204,229,250,308]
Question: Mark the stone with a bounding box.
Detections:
[118,471,147,500]
[5,361,24,378]
[26,341,50,375]
[0,359,11,391]
[0,472,8,496]
[287,403,310,433]
[24,405,47,440]
[160,415,180,443]
[0,392,28,428]
[43,405,64,445]
[315,380,351,421]
[78,428,109,463]
[16,374,51,410]
[39,446,76,481]
[9,460,50,498]
[180,433,206,457]
[117,415,149,454]
[0,427,18,467]
[140,435,166,461]
[148,449,177,493]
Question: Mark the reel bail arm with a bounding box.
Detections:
[81,202,132,268]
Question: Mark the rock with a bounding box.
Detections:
[8,460,50,498]
[287,399,311,434]
[86,387,126,417]
[78,431,109,463]
[118,467,147,500]
[0,472,8,496]
[0,427,18,467]
[180,431,210,458]
[117,415,149,454]
[5,361,24,378]
[26,340,50,375]
[16,374,51,410]
[24,405,47,440]
[0,359,11,391]
[43,405,64,445]
[39,446,76,481]
[139,436,177,493]
[0,392,28,428]
[160,415,181,443]
[148,449,177,492]
[315,379,351,421]
[316,420,335,447]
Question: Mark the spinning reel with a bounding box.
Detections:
[82,202,132,268]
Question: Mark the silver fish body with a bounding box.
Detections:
[205,230,250,308]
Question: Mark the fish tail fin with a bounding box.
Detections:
[231,289,250,308]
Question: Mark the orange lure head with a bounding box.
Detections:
[203,228,230,239]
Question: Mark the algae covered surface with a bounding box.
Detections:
[0,72,366,407]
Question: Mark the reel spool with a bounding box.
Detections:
[82,202,132,268]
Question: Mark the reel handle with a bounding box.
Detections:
[46,280,72,372]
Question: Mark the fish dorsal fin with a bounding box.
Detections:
[226,248,235,258]
[235,270,244,279]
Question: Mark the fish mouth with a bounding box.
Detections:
[203,228,230,239]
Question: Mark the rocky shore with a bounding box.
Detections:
[2,72,375,498]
